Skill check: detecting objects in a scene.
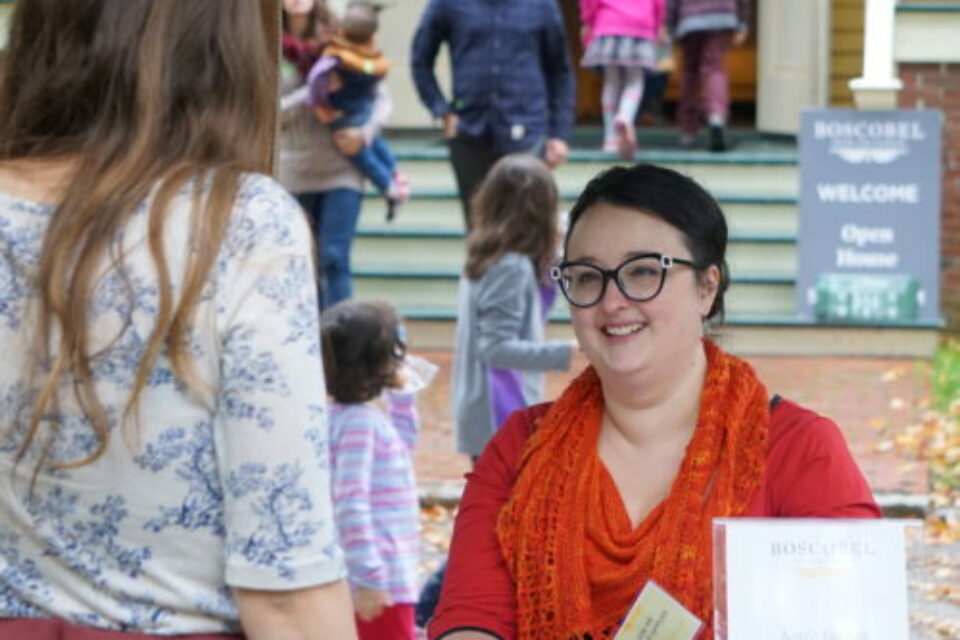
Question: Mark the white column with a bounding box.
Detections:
[849,0,903,109]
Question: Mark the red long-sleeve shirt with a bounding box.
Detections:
[428,398,881,640]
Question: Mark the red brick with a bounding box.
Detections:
[920,74,960,90]
[899,91,921,108]
[907,63,945,75]
[945,88,960,105]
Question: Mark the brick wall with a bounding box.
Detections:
[898,63,960,331]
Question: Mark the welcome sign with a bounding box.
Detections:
[796,109,942,323]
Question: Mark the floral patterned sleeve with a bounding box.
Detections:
[212,175,345,590]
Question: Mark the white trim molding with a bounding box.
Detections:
[894,4,960,63]
[849,0,903,110]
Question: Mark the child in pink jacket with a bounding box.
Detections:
[579,0,666,158]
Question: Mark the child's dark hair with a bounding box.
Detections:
[321,300,405,404]
[464,153,560,282]
[341,2,379,44]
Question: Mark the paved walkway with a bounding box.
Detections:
[411,350,932,500]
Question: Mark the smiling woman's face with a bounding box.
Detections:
[565,202,718,381]
[283,0,315,16]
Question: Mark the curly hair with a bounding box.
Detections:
[321,300,404,404]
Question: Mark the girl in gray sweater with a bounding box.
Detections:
[451,154,575,458]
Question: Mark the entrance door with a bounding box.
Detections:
[757,0,830,134]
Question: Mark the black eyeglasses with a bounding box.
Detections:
[550,253,698,308]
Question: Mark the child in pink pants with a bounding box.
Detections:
[667,0,749,152]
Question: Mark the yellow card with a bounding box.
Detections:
[614,580,704,640]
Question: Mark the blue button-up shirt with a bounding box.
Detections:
[411,0,575,153]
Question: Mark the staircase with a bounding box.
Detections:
[351,128,940,357]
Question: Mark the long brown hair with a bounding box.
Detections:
[464,154,560,282]
[0,0,277,469]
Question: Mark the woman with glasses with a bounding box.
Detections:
[427,164,880,640]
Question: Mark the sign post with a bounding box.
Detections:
[796,109,942,323]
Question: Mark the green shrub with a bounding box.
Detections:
[933,338,960,410]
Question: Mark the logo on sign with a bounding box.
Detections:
[814,120,926,164]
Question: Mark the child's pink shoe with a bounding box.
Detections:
[614,116,637,159]
[385,171,411,222]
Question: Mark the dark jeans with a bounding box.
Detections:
[296,188,363,309]
[415,561,447,628]
[447,135,545,230]
[346,135,396,195]
[447,135,503,230]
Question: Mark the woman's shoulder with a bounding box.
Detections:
[767,397,858,465]
[764,397,881,518]
[768,398,843,444]
[217,173,311,260]
[483,402,553,465]
[235,172,302,214]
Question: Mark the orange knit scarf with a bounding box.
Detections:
[496,340,769,639]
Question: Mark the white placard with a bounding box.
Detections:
[718,519,911,640]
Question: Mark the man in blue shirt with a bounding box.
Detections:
[411,0,575,228]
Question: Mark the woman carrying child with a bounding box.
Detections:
[307,2,409,221]
[279,0,393,308]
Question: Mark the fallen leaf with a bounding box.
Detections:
[874,440,895,454]
[882,367,905,382]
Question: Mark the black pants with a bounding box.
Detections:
[446,135,503,231]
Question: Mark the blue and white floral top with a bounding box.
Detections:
[0,174,345,634]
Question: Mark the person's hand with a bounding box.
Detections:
[442,112,459,140]
[733,29,748,47]
[312,104,341,125]
[544,138,569,169]
[328,71,343,93]
[351,587,392,622]
[332,127,365,156]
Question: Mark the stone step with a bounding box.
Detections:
[352,235,799,275]
[360,192,799,236]
[390,156,799,196]
[398,314,941,358]
[354,270,796,316]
